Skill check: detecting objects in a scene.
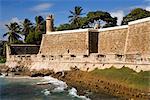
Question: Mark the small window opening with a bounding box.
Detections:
[42,55,45,57]
[97,54,106,58]
[70,55,76,57]
[116,54,123,59]
[67,49,70,53]
[59,55,63,58]
[83,55,88,58]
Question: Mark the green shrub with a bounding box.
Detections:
[0,56,6,63]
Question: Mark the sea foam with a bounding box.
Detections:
[41,76,90,100]
[0,73,6,77]
[69,88,91,100]
[43,76,68,92]
[41,89,50,96]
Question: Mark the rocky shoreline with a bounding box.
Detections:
[52,69,149,100]
[0,64,149,100]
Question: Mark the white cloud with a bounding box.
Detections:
[145,6,150,11]
[10,17,22,24]
[0,17,23,40]
[0,21,7,40]
[111,10,125,25]
[129,5,150,11]
[0,17,22,34]
[38,12,51,16]
[31,3,53,12]
[0,21,6,30]
[0,20,9,40]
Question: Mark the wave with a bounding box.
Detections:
[0,73,6,77]
[41,89,50,96]
[41,76,68,92]
[69,88,91,100]
[40,76,90,100]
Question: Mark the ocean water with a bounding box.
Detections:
[0,76,90,100]
[0,76,118,100]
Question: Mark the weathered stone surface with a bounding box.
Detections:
[39,32,88,55]
[99,28,128,54]
[46,15,54,33]
[126,21,150,55]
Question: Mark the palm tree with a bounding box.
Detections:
[35,16,44,33]
[3,22,22,44]
[34,16,45,44]
[68,6,84,28]
[22,19,33,40]
[25,16,45,45]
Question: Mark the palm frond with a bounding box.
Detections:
[70,11,75,15]
[5,24,11,30]
[3,32,9,37]
[68,15,74,18]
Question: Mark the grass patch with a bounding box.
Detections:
[0,56,6,63]
[90,67,150,90]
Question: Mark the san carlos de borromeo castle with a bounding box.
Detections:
[5,15,150,73]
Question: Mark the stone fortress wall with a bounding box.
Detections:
[6,16,150,72]
[126,18,150,55]
[98,26,128,54]
[39,31,89,56]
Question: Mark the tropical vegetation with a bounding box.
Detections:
[68,6,84,28]
[3,22,22,44]
[57,6,117,31]
[122,8,150,25]
[0,41,6,63]
[25,16,46,44]
[2,7,150,45]
[21,18,33,40]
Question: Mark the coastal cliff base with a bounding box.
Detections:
[52,67,150,100]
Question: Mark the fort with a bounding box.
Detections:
[5,15,150,72]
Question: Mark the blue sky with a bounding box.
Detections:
[0,0,150,40]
